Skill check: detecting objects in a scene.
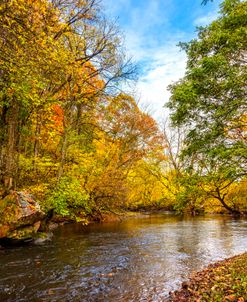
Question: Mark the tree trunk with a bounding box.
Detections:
[76,103,82,135]
[4,101,19,190]
[0,101,8,186]
[215,188,241,215]
[57,129,68,182]
[33,113,41,172]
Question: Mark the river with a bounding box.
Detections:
[0,213,246,302]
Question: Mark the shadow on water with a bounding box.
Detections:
[0,214,246,302]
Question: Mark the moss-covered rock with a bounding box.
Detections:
[0,191,45,241]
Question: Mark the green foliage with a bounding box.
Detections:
[167,0,247,214]
[172,174,206,214]
[45,177,90,217]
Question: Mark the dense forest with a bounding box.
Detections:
[0,0,246,224]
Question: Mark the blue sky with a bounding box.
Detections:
[103,0,222,121]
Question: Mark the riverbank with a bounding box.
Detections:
[168,252,247,302]
[0,189,158,244]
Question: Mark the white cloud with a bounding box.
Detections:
[193,11,219,27]
[135,44,187,122]
[104,1,188,121]
[121,19,188,121]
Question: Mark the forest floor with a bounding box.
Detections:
[168,252,247,302]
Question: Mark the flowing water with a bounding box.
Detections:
[0,213,246,302]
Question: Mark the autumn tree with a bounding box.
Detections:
[0,0,135,192]
[79,94,165,211]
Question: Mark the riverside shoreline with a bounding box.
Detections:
[168,252,247,302]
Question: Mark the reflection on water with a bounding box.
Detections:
[0,214,246,302]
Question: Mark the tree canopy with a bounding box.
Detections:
[167,0,247,214]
